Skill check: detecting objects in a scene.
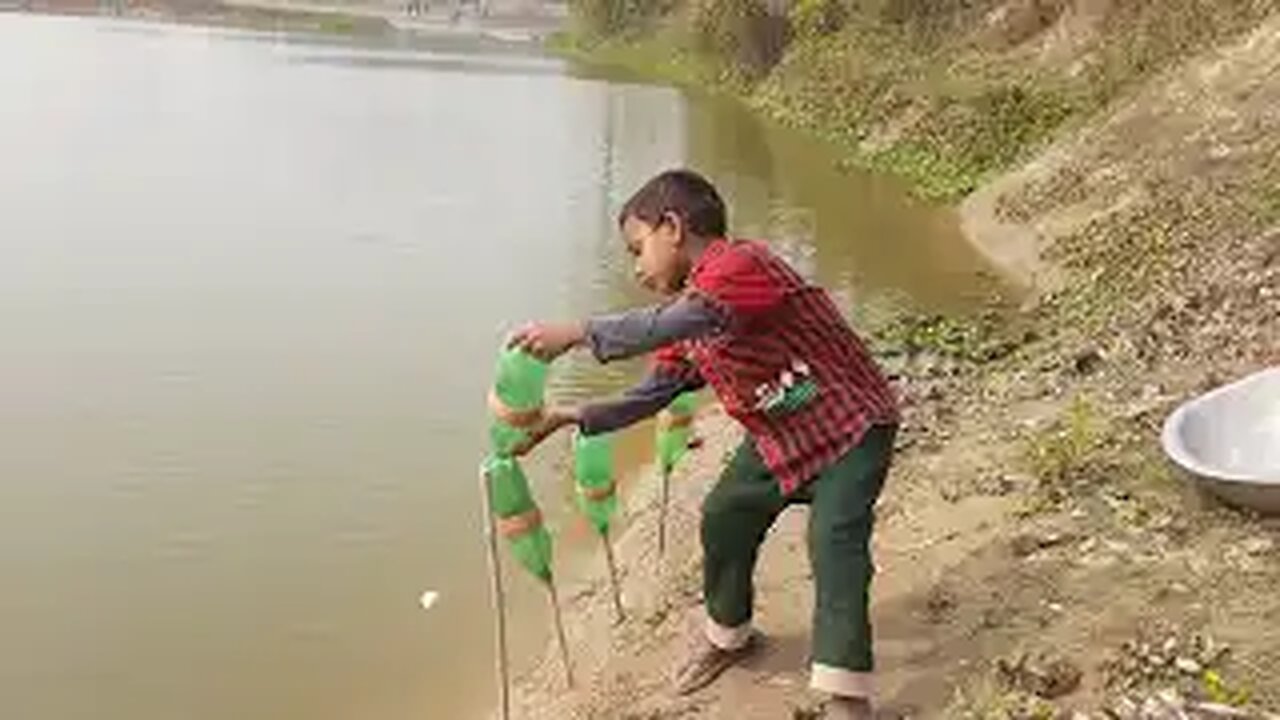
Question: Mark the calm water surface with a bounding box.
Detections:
[0,13,1001,720]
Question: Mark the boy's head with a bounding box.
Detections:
[617,169,726,295]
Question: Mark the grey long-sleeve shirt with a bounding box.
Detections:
[576,294,723,435]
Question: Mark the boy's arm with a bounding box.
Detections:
[510,349,702,455]
[583,294,724,364]
[579,360,705,436]
[506,295,723,363]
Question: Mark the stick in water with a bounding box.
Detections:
[601,529,624,623]
[546,580,575,689]
[478,467,511,720]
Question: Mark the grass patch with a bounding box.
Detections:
[947,674,1058,720]
[552,0,1274,203]
[1203,668,1254,708]
[873,311,1027,363]
[1250,159,1280,223]
[1023,395,1107,488]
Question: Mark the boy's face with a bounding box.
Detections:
[622,213,688,296]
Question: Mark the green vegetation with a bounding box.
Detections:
[553,0,1275,201]
[1023,395,1107,488]
[1203,668,1253,707]
[873,311,1026,363]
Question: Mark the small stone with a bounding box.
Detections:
[924,585,958,623]
[1011,530,1076,557]
[1112,697,1141,720]
[765,673,796,688]
[1012,534,1043,557]
[1242,536,1275,555]
[1175,657,1202,675]
[978,472,1020,496]
[1198,637,1231,665]
[1190,703,1252,719]
[1105,539,1132,556]
[644,607,669,628]
[997,652,1082,699]
[1071,348,1104,376]
[792,705,823,720]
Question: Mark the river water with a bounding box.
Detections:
[0,13,1002,720]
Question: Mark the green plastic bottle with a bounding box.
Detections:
[573,432,616,535]
[489,421,531,459]
[483,455,553,583]
[493,348,548,412]
[488,348,549,457]
[656,391,698,473]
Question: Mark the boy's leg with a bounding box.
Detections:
[807,424,896,705]
[675,439,787,694]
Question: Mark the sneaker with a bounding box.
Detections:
[824,696,873,720]
[672,631,760,695]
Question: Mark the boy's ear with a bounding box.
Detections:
[662,211,685,243]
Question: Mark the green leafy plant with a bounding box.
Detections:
[1203,669,1252,707]
[1025,395,1106,486]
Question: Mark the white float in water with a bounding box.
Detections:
[419,590,440,611]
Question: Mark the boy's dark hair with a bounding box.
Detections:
[618,169,727,237]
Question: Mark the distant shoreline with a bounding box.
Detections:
[4,0,397,36]
[2,0,564,43]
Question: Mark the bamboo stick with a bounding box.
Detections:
[601,529,625,623]
[657,466,670,562]
[546,580,575,689]
[478,467,511,720]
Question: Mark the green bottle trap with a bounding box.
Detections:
[475,348,700,717]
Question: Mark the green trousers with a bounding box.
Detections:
[701,424,896,677]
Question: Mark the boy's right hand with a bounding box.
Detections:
[506,321,587,361]
[511,406,581,456]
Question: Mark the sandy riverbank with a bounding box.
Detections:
[508,9,1280,719]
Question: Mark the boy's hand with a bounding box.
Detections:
[507,321,587,361]
[511,406,581,456]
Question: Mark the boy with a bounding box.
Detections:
[508,170,899,720]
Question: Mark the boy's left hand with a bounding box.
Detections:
[507,321,586,361]
[510,406,580,456]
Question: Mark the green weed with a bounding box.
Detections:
[1024,396,1106,486]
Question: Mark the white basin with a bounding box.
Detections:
[1161,366,1280,514]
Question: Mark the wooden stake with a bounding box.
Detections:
[477,467,511,720]
[657,466,671,561]
[601,529,625,623]
[546,579,575,689]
